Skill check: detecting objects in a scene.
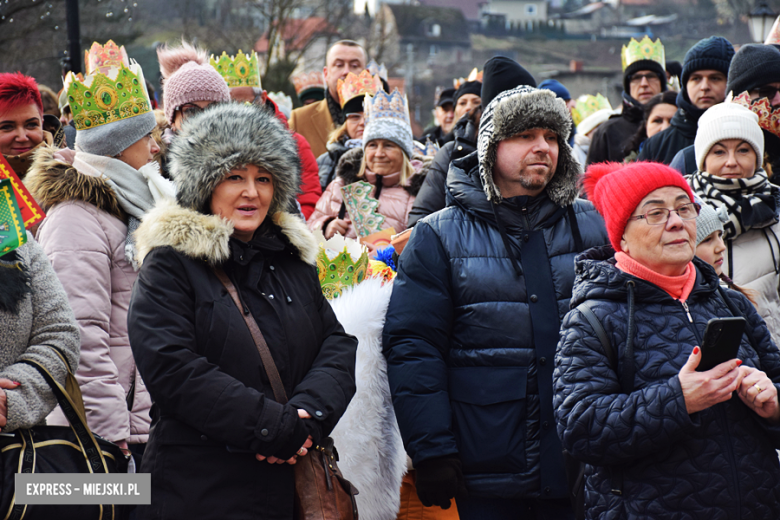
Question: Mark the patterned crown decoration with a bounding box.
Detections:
[364,88,410,128]
[292,71,325,96]
[423,136,440,157]
[367,60,388,81]
[314,231,369,299]
[571,94,612,126]
[338,70,384,108]
[209,50,261,89]
[766,16,780,45]
[66,64,152,131]
[731,91,780,137]
[453,68,483,89]
[0,178,26,257]
[85,40,130,75]
[622,36,665,71]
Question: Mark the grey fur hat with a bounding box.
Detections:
[477,85,581,205]
[168,102,301,215]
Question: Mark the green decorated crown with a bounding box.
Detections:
[314,232,369,300]
[210,50,261,89]
[621,36,665,72]
[66,64,152,131]
[571,94,612,126]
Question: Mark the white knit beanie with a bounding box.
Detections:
[694,103,764,172]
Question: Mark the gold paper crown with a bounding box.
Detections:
[453,68,483,89]
[731,91,780,137]
[571,94,612,126]
[338,70,383,108]
[209,50,261,89]
[85,40,130,75]
[621,36,665,72]
[364,88,410,128]
[314,232,369,299]
[66,64,152,131]
[766,16,780,45]
[367,60,388,81]
[292,71,325,96]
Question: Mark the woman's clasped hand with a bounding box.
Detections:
[255,409,314,465]
[679,347,780,421]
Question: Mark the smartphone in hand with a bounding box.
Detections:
[696,317,746,372]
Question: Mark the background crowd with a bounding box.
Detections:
[3,26,780,520]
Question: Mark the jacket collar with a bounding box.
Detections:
[134,200,318,267]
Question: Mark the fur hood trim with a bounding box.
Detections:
[333,147,434,197]
[478,86,581,207]
[169,102,301,215]
[25,145,123,220]
[134,199,317,266]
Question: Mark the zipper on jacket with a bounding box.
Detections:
[680,300,704,349]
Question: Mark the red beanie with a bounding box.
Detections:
[583,161,695,252]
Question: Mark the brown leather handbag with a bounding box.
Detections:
[213,267,359,520]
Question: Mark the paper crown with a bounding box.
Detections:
[364,88,410,127]
[338,70,383,108]
[621,36,665,71]
[766,16,780,45]
[732,91,780,137]
[367,60,388,81]
[66,64,152,131]
[571,94,612,126]
[268,91,292,114]
[85,40,130,75]
[314,232,369,299]
[209,50,261,89]
[292,71,325,96]
[453,68,483,89]
[422,136,440,157]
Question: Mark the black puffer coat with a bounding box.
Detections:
[586,94,643,165]
[554,246,780,520]
[384,151,607,499]
[407,117,477,227]
[636,92,703,165]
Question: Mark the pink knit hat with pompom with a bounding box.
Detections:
[158,41,230,124]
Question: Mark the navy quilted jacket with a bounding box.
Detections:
[383,153,607,499]
[554,246,780,519]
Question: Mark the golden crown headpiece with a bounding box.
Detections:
[66,64,152,131]
[209,50,261,89]
[453,68,483,89]
[367,60,388,81]
[731,91,780,137]
[364,88,411,128]
[766,16,780,45]
[85,40,130,75]
[292,71,325,96]
[621,36,665,72]
[314,232,369,299]
[571,94,612,126]
[338,70,383,108]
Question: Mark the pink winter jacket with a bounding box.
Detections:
[25,146,151,444]
[308,147,432,238]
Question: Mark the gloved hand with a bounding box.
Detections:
[414,456,467,509]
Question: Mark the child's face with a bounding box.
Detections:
[696,230,726,276]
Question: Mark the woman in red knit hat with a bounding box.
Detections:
[553,161,780,519]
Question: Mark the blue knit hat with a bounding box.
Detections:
[539,79,571,101]
[681,36,734,91]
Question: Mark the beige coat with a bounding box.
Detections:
[289,98,334,158]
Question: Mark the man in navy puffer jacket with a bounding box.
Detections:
[555,246,780,519]
[383,84,608,519]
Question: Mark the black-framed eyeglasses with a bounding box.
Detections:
[629,72,661,84]
[750,86,780,101]
[177,103,204,120]
[627,202,700,226]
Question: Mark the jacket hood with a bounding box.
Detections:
[477,86,580,206]
[333,147,434,197]
[25,145,123,220]
[570,244,721,308]
[134,199,317,267]
[169,102,301,215]
[620,92,646,123]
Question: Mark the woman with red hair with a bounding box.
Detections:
[0,73,61,178]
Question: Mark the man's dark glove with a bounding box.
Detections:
[414,456,467,509]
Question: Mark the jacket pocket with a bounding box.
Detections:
[449,366,528,474]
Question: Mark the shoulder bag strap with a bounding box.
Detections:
[576,300,616,371]
[211,265,289,404]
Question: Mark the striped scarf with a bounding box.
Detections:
[688,170,780,240]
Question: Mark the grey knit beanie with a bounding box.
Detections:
[696,201,728,245]
[75,110,156,157]
[727,44,780,96]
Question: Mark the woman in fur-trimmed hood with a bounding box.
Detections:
[127,102,357,520]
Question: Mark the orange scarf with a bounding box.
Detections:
[615,252,697,301]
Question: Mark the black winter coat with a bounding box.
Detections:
[554,246,780,520]
[637,93,703,165]
[407,117,477,227]
[383,152,608,499]
[128,206,357,520]
[586,94,643,165]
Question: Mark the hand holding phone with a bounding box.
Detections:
[696,317,745,372]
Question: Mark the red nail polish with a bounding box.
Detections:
[736,360,742,366]
[12,382,20,386]
[693,347,700,355]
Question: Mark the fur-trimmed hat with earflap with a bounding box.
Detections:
[477,85,581,206]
